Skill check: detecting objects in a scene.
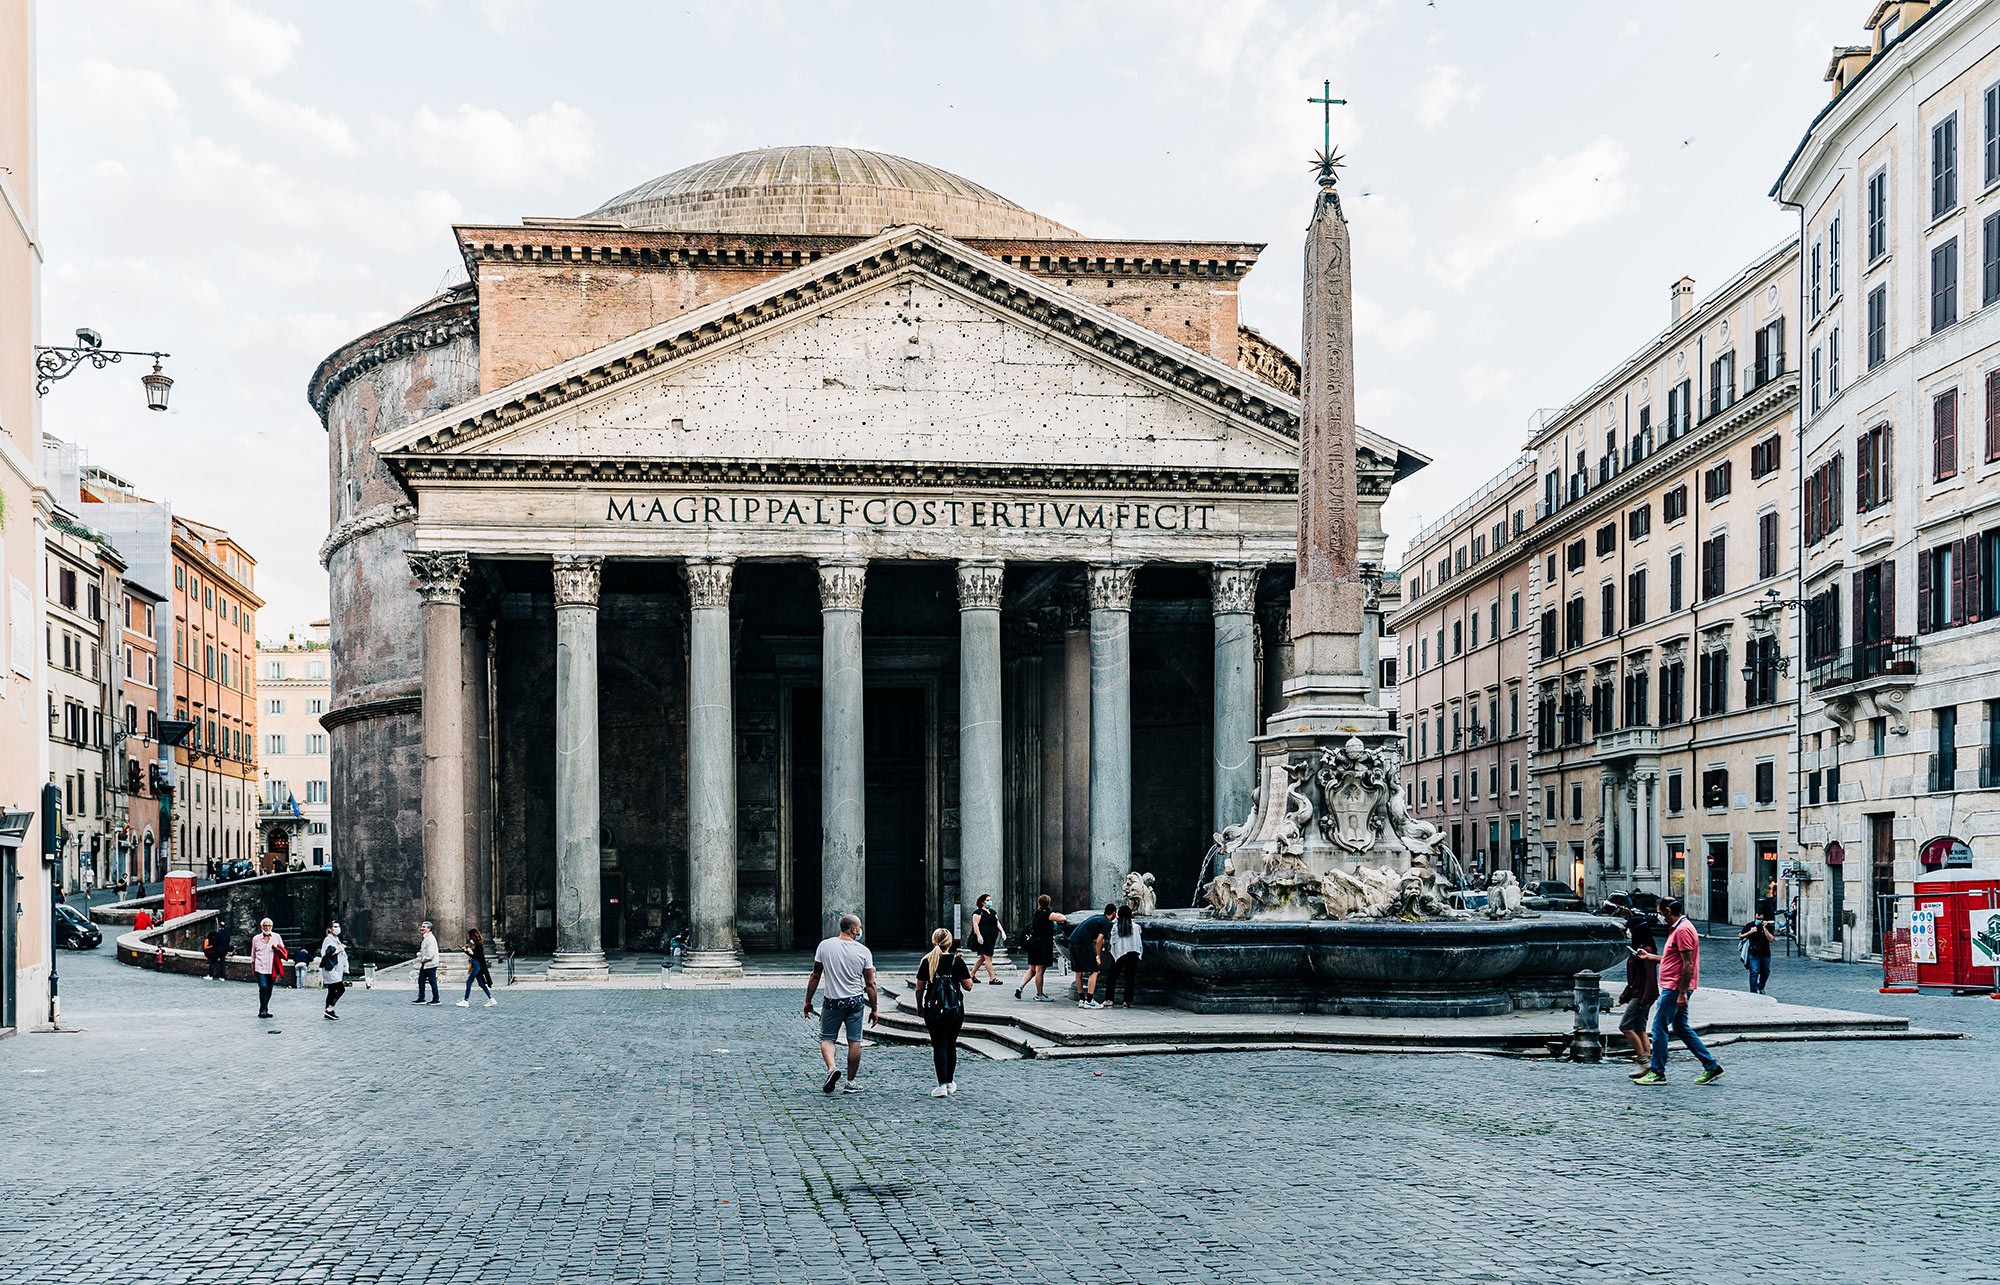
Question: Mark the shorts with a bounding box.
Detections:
[1069,949,1098,978]
[819,996,866,1044]
[1618,996,1654,1034]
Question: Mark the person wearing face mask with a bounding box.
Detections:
[319,922,350,1021]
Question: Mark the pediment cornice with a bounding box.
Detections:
[393,454,1300,494]
[375,225,1309,462]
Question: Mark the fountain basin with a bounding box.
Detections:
[1139,910,1627,1018]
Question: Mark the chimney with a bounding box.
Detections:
[1670,277,1696,326]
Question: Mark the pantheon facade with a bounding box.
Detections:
[310,146,1424,970]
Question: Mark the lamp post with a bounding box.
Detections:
[33,329,173,408]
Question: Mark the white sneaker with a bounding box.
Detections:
[455,1000,470,1007]
[484,998,497,1007]
[930,1084,950,1097]
[946,1081,958,1095]
[842,1079,862,1094]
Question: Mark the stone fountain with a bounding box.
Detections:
[1138,143,1622,1017]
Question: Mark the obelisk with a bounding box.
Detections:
[1273,157,1389,734]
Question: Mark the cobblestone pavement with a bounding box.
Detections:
[2,941,1994,1285]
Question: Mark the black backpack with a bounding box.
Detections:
[922,954,964,1016]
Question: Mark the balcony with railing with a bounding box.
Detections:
[1806,636,1918,693]
[1593,726,1663,763]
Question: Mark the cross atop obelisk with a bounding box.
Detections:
[1278,87,1382,726]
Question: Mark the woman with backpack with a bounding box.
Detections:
[319,922,349,1021]
[458,928,496,1007]
[913,926,972,1097]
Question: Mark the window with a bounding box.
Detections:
[1935,388,1960,481]
[1988,369,2000,462]
[1623,666,1650,727]
[1452,621,1463,656]
[1917,539,1965,634]
[1810,239,1823,316]
[1830,211,1843,297]
[1596,523,1617,556]
[1745,634,1782,707]
[1661,656,1686,724]
[1749,435,1781,479]
[57,567,76,610]
[1667,379,1692,438]
[1828,325,1842,397]
[1703,462,1732,502]
[264,660,284,681]
[1490,600,1500,642]
[1564,597,1585,650]
[1697,647,1731,717]
[1510,591,1520,633]
[1805,583,1843,665]
[1663,485,1688,523]
[265,734,285,755]
[1627,569,1648,628]
[1987,82,2000,187]
[1753,760,1776,806]
[1986,211,2000,308]
[1857,424,1892,511]
[266,698,283,715]
[1867,285,1888,369]
[1700,534,1727,600]
[1570,784,1584,822]
[1591,672,1614,735]
[1804,454,1845,546]
[1754,319,1786,385]
[1758,511,1780,580]
[1708,351,1737,416]
[1933,112,1959,219]
[1935,705,1959,793]
[1508,686,1520,735]
[1933,237,1960,333]
[305,780,329,805]
[1539,608,1556,656]
[1600,582,1616,637]
[1811,347,1822,414]
[1669,550,1684,613]
[1867,168,1888,263]
[1566,540,1585,572]
[1628,505,1651,540]
[307,733,326,755]
[1666,771,1684,814]
[1701,766,1729,809]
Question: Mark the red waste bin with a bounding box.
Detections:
[1912,869,2000,992]
[163,870,196,922]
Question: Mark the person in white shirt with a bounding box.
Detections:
[803,914,878,1094]
[249,919,285,1019]
[319,923,350,1021]
[1103,905,1144,1009]
[414,920,441,1005]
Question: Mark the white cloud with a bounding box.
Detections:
[392,102,600,190]
[1354,293,1437,354]
[1413,64,1480,130]
[67,59,181,135]
[1432,137,1631,283]
[1457,364,1518,407]
[163,136,463,255]
[124,0,300,77]
[224,80,357,157]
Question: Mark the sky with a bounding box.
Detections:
[35,0,1856,633]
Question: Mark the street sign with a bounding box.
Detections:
[1909,908,1937,964]
[1969,908,2000,969]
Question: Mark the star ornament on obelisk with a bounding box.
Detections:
[1278,79,1386,730]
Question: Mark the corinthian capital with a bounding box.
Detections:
[683,557,735,611]
[551,555,603,608]
[1086,563,1136,613]
[956,559,1005,611]
[817,558,867,612]
[1210,563,1261,615]
[406,551,470,605]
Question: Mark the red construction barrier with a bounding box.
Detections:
[1880,927,1919,993]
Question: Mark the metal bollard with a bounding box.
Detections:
[1569,969,1603,1063]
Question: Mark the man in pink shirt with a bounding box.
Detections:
[1634,898,1722,1086]
[249,919,285,1019]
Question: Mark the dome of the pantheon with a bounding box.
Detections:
[585,145,1078,240]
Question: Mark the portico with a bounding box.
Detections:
[319,149,1423,961]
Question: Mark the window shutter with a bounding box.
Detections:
[1854,571,1866,648]
[1831,582,1842,651]
[1952,540,1968,626]
[1967,535,1985,625]
[1856,433,1872,508]
[1918,551,1933,634]
[1882,556,1896,636]
[1988,369,2000,461]
[1833,455,1844,527]
[1754,325,1769,377]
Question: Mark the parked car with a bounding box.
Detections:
[1445,888,1491,915]
[1521,880,1586,913]
[53,902,102,950]
[215,859,255,882]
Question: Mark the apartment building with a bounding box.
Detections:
[170,520,261,876]
[256,622,332,870]
[114,580,165,883]
[1389,456,1538,876]
[1394,244,1804,917]
[1776,0,2000,960]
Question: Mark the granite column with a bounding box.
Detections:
[957,560,1005,953]
[550,555,608,979]
[1087,564,1135,910]
[1210,564,1260,834]
[819,559,868,939]
[684,557,741,976]
[408,550,471,949]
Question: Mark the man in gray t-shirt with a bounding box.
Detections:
[804,914,878,1094]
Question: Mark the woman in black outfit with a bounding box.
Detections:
[915,927,973,1096]
[1014,894,1065,1001]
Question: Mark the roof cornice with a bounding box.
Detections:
[390,455,1304,494]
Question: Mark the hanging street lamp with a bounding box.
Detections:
[33,328,173,410]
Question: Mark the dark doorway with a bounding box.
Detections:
[789,693,821,948]
[1706,840,1731,924]
[865,686,927,948]
[601,871,626,951]
[1869,812,1895,954]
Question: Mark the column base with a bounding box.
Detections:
[680,949,744,978]
[546,951,611,980]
